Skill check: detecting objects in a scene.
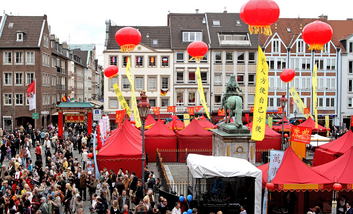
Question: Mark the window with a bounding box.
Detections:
[123,56,129,67]
[4,94,12,105]
[349,98,353,108]
[349,61,353,74]
[226,75,231,83]
[215,52,222,63]
[15,94,23,105]
[149,99,156,107]
[52,75,56,86]
[226,52,233,64]
[188,92,195,106]
[291,59,300,70]
[26,51,35,65]
[272,40,280,53]
[318,78,324,90]
[4,72,12,86]
[237,52,244,64]
[161,77,169,90]
[349,80,353,92]
[200,53,207,63]
[26,72,35,85]
[15,73,23,85]
[123,77,130,90]
[215,95,222,105]
[215,74,221,85]
[161,99,169,107]
[17,33,23,42]
[109,77,118,90]
[4,51,12,64]
[188,71,195,83]
[326,98,335,108]
[277,59,286,70]
[109,98,118,109]
[248,74,255,85]
[177,52,184,63]
[248,94,255,105]
[327,78,335,90]
[302,58,311,70]
[218,33,250,45]
[136,77,143,90]
[267,59,275,70]
[177,72,184,83]
[201,72,207,83]
[15,52,23,64]
[237,74,244,85]
[277,78,285,89]
[323,43,329,54]
[177,92,184,106]
[182,32,202,42]
[149,56,156,67]
[248,52,255,64]
[152,39,158,46]
[318,98,324,107]
[294,78,299,89]
[136,56,143,67]
[161,57,169,67]
[188,55,196,63]
[297,40,305,53]
[110,56,117,65]
[276,97,281,107]
[52,94,56,105]
[327,59,336,70]
[349,42,353,53]
[148,77,156,90]
[315,59,324,70]
[268,97,274,107]
[269,77,275,89]
[301,77,311,90]
[213,20,220,26]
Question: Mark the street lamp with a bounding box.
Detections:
[280,95,287,148]
[10,107,14,132]
[294,110,297,124]
[137,91,151,194]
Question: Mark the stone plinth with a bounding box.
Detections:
[210,123,256,165]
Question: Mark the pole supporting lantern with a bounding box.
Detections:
[280,95,287,149]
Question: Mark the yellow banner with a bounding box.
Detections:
[282,184,319,190]
[325,115,330,137]
[312,64,318,128]
[268,117,273,129]
[113,83,132,117]
[126,57,141,128]
[184,114,190,126]
[195,67,210,119]
[251,46,269,141]
[289,86,313,119]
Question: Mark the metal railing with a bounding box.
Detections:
[158,148,212,163]
[156,149,171,193]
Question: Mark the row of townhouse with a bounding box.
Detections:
[103,12,353,127]
[0,13,102,131]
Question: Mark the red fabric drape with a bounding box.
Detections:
[312,148,338,166]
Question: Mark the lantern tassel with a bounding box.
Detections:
[107,73,118,80]
[120,44,137,53]
[308,44,325,51]
[189,56,204,62]
[248,25,273,36]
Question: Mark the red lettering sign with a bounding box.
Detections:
[167,106,175,113]
[218,108,225,116]
[187,107,195,115]
[290,125,312,144]
[304,108,310,115]
[278,107,283,114]
[152,107,160,116]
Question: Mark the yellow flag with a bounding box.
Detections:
[195,67,210,119]
[126,57,141,128]
[251,46,269,141]
[184,114,190,126]
[312,64,318,128]
[113,83,132,117]
[289,86,313,119]
[325,115,330,137]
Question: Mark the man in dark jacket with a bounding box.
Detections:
[88,175,97,203]
[80,170,88,201]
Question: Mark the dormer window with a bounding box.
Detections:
[17,32,24,42]
[218,33,250,46]
[213,20,220,26]
[182,32,202,42]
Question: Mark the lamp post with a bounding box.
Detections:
[137,91,151,195]
[10,107,14,132]
[294,110,297,124]
[280,95,287,149]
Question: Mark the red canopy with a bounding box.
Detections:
[317,130,353,155]
[177,119,212,150]
[96,120,143,178]
[271,147,332,189]
[312,147,353,184]
[145,119,177,162]
[145,114,157,129]
[257,163,268,188]
[298,117,327,132]
[197,117,216,130]
[165,116,185,130]
[312,148,338,166]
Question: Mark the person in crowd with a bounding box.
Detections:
[171,202,181,214]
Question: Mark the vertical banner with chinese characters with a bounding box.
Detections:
[289,86,313,119]
[251,46,269,141]
[113,83,132,117]
[291,125,312,144]
[115,110,126,128]
[184,114,190,126]
[268,117,273,129]
[187,107,195,116]
[152,107,160,116]
[195,67,210,119]
[312,64,318,128]
[325,115,330,137]
[126,57,141,128]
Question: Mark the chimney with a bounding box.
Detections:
[318,14,328,20]
[195,9,199,14]
[224,7,227,13]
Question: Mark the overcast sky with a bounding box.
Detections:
[2,0,352,65]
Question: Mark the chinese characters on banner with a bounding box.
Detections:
[291,125,312,144]
[113,83,132,117]
[167,106,175,113]
[195,106,203,112]
[312,64,318,128]
[277,107,283,114]
[251,46,269,141]
[184,114,190,126]
[125,57,141,128]
[195,67,210,119]
[218,108,225,116]
[304,108,310,115]
[65,114,85,123]
[289,86,314,119]
[187,107,195,115]
[152,107,160,116]
[115,110,126,128]
[325,115,330,137]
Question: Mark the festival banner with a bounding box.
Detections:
[113,83,132,117]
[304,108,310,115]
[115,109,126,126]
[351,115,353,129]
[289,86,313,119]
[325,115,330,137]
[250,106,254,113]
[277,107,283,114]
[251,46,269,141]
[291,98,294,105]
[268,117,273,129]
[167,106,175,113]
[187,107,195,115]
[312,64,318,128]
[152,107,160,116]
[195,106,203,112]
[218,108,225,116]
[195,67,210,119]
[291,125,312,144]
[65,114,85,123]
[125,57,141,128]
[184,114,190,126]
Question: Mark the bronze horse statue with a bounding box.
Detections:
[221,95,243,128]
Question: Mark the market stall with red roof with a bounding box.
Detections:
[197,116,216,130]
[165,116,185,130]
[145,119,177,162]
[177,119,212,150]
[298,117,327,133]
[144,114,157,129]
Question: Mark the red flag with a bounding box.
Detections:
[167,106,175,113]
[97,125,102,150]
[115,110,126,125]
[195,106,202,112]
[278,107,283,114]
[187,107,195,115]
[291,125,312,144]
[152,107,160,116]
[218,108,225,116]
[245,114,249,124]
[27,80,36,111]
[304,108,310,115]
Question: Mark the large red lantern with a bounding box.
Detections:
[104,65,119,79]
[302,20,333,51]
[280,69,295,83]
[115,27,141,53]
[333,183,342,191]
[187,41,208,62]
[299,119,303,123]
[240,0,280,36]
[284,133,288,138]
[88,153,93,159]
[266,182,275,190]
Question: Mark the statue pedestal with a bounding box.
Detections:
[210,123,256,165]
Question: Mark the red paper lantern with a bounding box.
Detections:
[299,119,303,123]
[87,164,90,168]
[266,182,275,190]
[88,153,93,158]
[240,0,280,36]
[106,131,110,134]
[115,27,141,53]
[104,65,119,79]
[302,20,333,51]
[333,183,342,191]
[280,69,295,83]
[284,133,288,138]
[187,41,208,62]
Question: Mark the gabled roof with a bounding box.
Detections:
[145,119,176,138]
[145,114,156,127]
[169,13,209,49]
[205,13,259,49]
[298,117,327,132]
[177,119,212,137]
[328,20,353,53]
[0,15,46,48]
[72,49,88,66]
[107,25,171,50]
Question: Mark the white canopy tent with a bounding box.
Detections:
[187,154,262,213]
[310,134,331,147]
